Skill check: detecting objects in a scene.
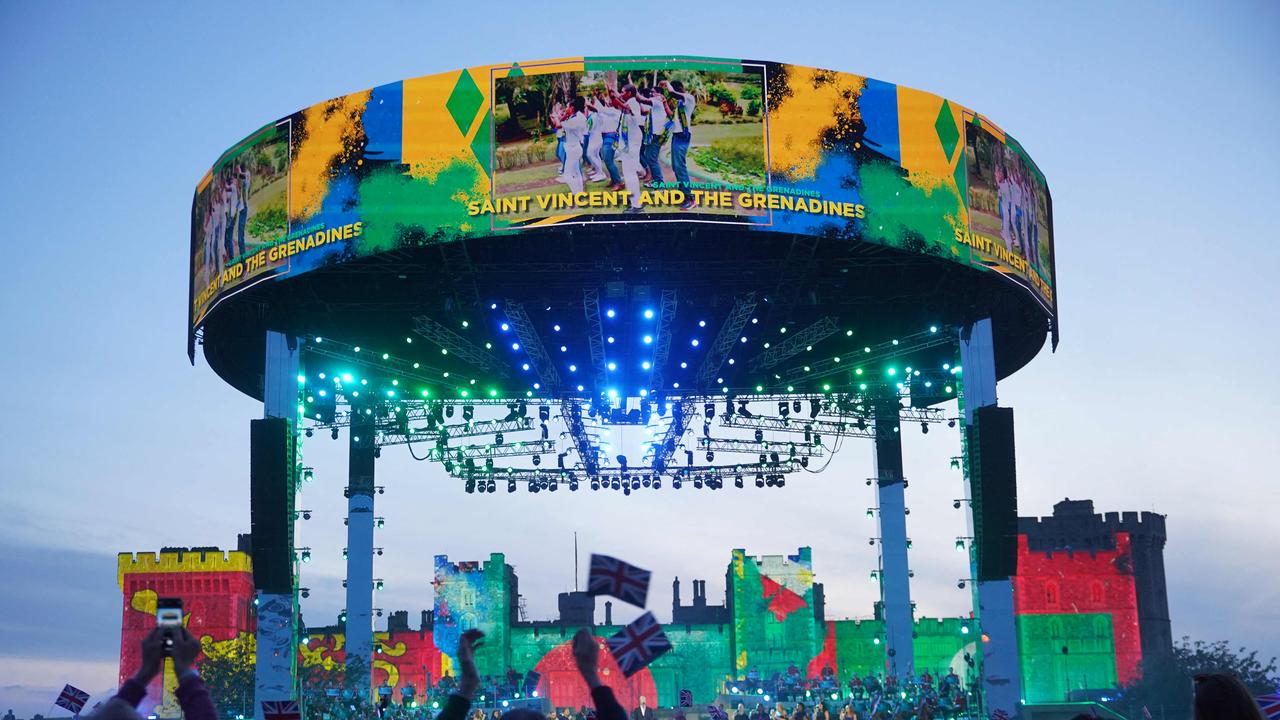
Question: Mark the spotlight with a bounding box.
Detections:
[737,401,753,418]
[778,401,789,417]
[704,402,716,418]
[735,475,744,489]
[755,473,765,488]
[706,450,715,462]
[673,478,682,489]
[539,405,551,421]
[465,479,475,494]
[686,450,694,466]
[508,481,517,493]
[305,428,313,438]
[957,580,966,589]
[793,400,802,414]
[331,428,340,440]
[590,479,600,491]
[948,419,957,428]
[462,405,474,421]
[754,429,764,443]
[809,401,820,419]
[921,422,929,434]
[532,454,541,466]
[954,499,962,509]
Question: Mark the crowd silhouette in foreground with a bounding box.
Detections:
[50,627,1267,720]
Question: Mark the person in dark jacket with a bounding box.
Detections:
[438,628,627,720]
[91,626,217,720]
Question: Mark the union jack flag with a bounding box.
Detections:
[606,611,671,677]
[587,554,651,608]
[261,700,302,720]
[678,689,693,708]
[1256,694,1280,720]
[707,705,728,720]
[55,684,90,714]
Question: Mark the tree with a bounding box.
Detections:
[1116,636,1278,720]
[199,633,256,719]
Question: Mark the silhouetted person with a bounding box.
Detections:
[90,627,216,720]
[1193,673,1266,720]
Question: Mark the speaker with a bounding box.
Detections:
[250,417,295,593]
[968,406,1017,581]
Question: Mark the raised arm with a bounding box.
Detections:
[439,629,485,720]
[573,628,627,720]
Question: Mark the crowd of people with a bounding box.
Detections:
[60,626,1271,720]
[722,664,971,719]
[547,76,698,213]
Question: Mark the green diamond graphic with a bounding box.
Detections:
[469,112,492,178]
[953,154,967,200]
[935,99,960,163]
[446,70,484,137]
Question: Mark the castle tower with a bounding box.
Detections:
[117,543,255,715]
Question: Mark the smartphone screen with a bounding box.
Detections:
[156,597,183,628]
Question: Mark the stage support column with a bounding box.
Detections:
[874,398,914,679]
[256,331,300,720]
[959,318,1022,715]
[344,404,377,698]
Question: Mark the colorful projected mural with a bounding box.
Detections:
[190,56,1056,345]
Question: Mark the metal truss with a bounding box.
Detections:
[502,300,560,390]
[778,327,955,384]
[695,437,825,458]
[561,400,601,476]
[378,417,536,447]
[303,339,447,385]
[720,414,879,439]
[427,439,555,460]
[583,289,606,393]
[447,460,802,484]
[748,316,839,371]
[695,292,758,386]
[647,289,678,392]
[438,239,482,310]
[411,316,508,377]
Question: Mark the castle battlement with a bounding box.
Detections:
[433,552,508,575]
[732,546,812,569]
[117,548,252,588]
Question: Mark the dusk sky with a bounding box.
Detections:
[1,1,1277,714]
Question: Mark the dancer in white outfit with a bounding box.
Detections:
[555,97,590,194]
[613,84,649,214]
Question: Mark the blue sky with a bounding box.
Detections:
[1,0,1277,714]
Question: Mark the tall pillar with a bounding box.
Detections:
[959,318,1022,715]
[874,398,914,678]
[257,331,300,720]
[345,404,377,697]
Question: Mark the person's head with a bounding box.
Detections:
[572,96,586,114]
[738,704,746,713]
[621,84,637,99]
[1193,673,1266,720]
[671,80,685,93]
[639,695,647,708]
[504,710,548,720]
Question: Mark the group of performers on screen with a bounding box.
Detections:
[197,161,252,282]
[994,149,1043,271]
[547,75,699,213]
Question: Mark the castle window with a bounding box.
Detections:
[1045,581,1060,607]
[1090,581,1105,605]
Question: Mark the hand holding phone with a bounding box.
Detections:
[156,598,183,653]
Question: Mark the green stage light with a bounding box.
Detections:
[489,389,498,397]
[296,374,306,384]
[354,346,361,352]
[945,385,954,393]
[392,379,399,386]
[755,385,763,392]
[462,320,469,328]
[382,353,389,360]
[421,390,430,398]
[405,337,412,343]
[887,367,896,376]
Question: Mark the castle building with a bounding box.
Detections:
[117,536,256,716]
[1014,498,1171,702]
[117,499,1172,709]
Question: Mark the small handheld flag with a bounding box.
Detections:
[587,554,651,608]
[54,684,90,715]
[1255,694,1280,720]
[678,689,693,708]
[606,611,672,677]
[262,700,302,720]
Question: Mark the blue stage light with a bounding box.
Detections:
[607,362,617,371]
[511,342,520,350]
[642,361,651,370]
[698,320,706,327]
[691,339,700,347]
[606,309,616,318]
[644,309,655,319]
[500,322,510,331]
[569,364,577,372]
[643,335,653,344]
[553,324,561,332]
